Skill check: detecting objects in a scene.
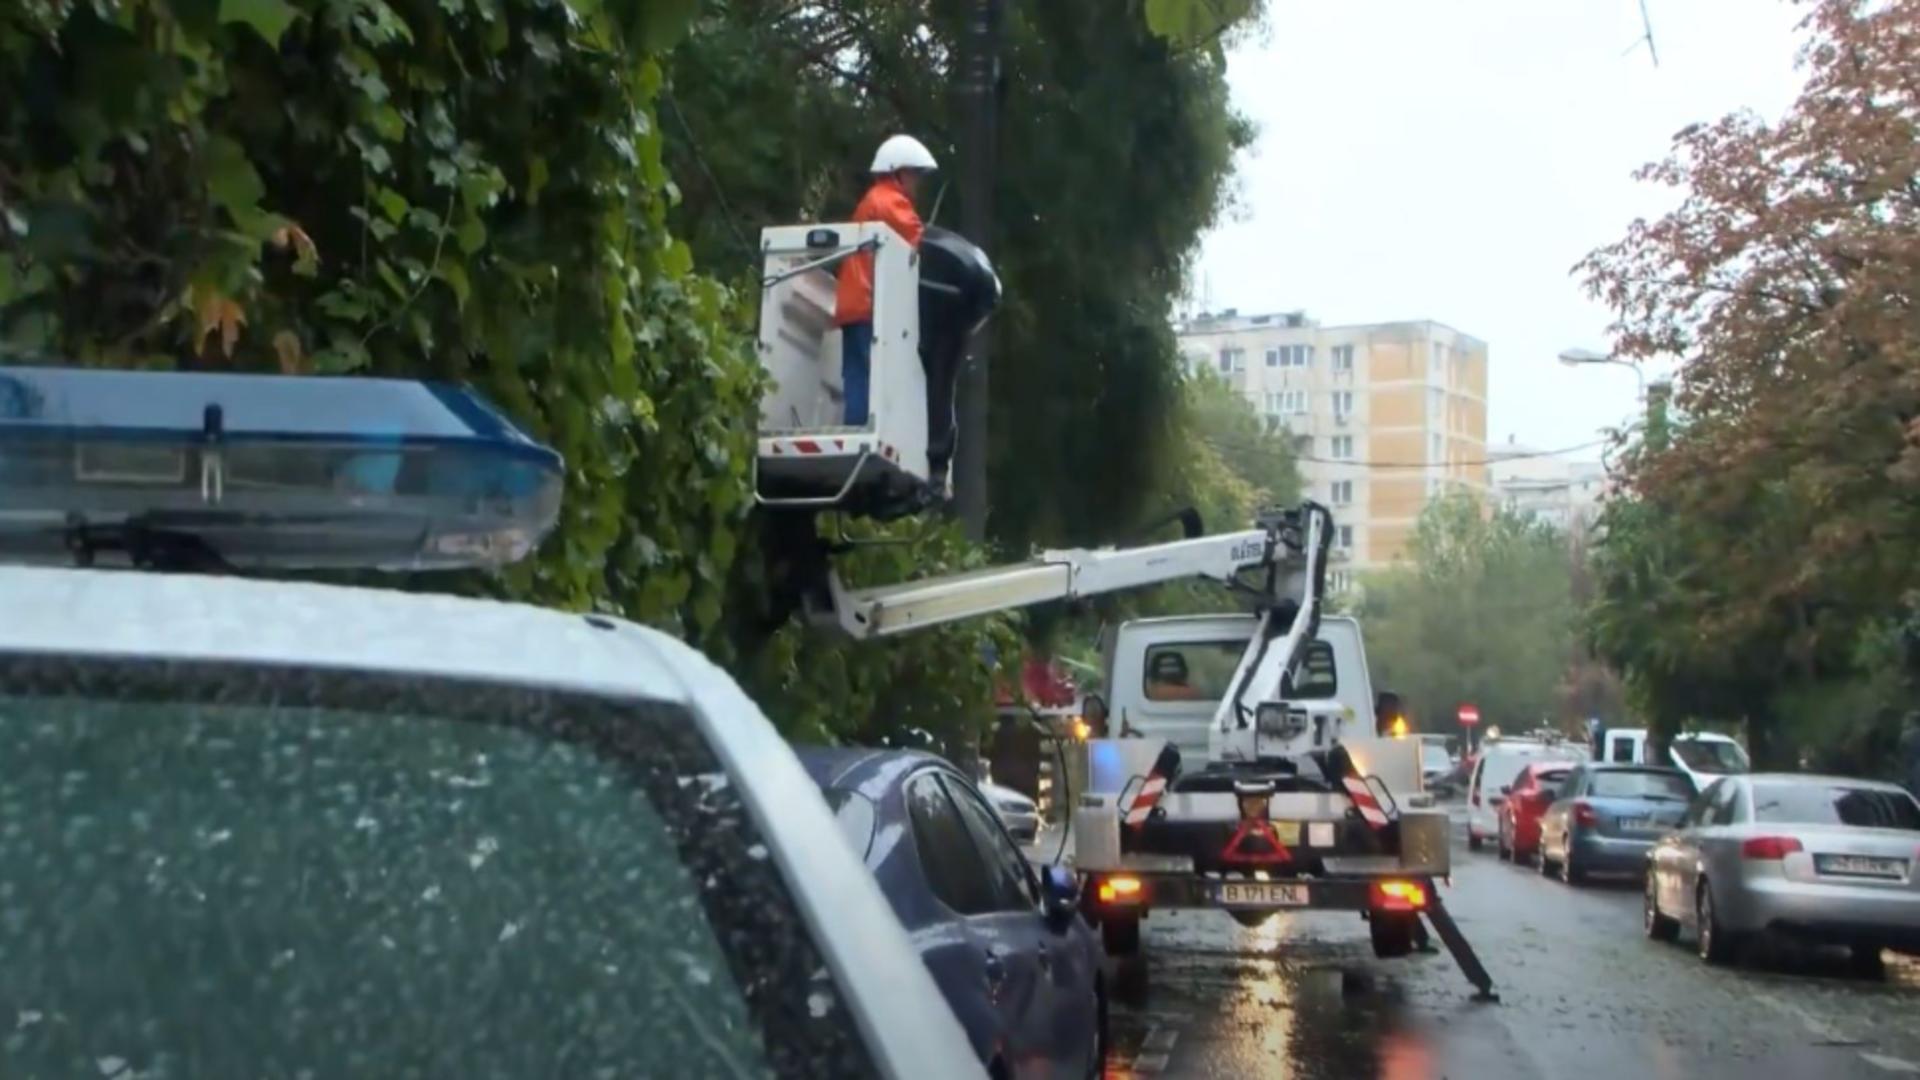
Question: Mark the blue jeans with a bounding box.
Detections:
[840,321,873,427]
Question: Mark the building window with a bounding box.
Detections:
[1219,347,1246,373]
[1331,480,1354,505]
[1284,389,1308,414]
[1331,345,1354,371]
[1338,525,1354,548]
[1331,435,1354,459]
[1430,433,1443,461]
[1329,570,1352,593]
[1331,391,1354,417]
[1293,435,1313,456]
[1265,348,1280,367]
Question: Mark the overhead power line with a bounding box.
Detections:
[1200,434,1609,471]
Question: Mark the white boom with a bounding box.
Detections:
[818,527,1276,640]
[813,505,1334,766]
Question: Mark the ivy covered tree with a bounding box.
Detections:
[1,0,758,642]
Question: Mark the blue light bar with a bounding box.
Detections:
[0,367,565,571]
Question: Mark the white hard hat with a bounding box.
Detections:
[870,134,938,174]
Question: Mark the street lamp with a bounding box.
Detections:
[1558,346,1646,400]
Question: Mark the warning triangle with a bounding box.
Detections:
[1220,819,1293,866]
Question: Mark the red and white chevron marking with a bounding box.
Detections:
[1342,775,1390,829]
[1125,775,1168,827]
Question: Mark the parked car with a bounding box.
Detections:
[982,778,1042,845]
[1495,761,1576,863]
[0,368,982,1079]
[1419,736,1456,792]
[1644,773,1920,974]
[1465,737,1587,851]
[798,747,1107,1080]
[1599,727,1750,790]
[1536,764,1695,883]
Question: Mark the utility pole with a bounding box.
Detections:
[954,0,1002,541]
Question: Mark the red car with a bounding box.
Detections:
[1497,761,1575,862]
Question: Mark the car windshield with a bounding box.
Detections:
[1589,770,1693,801]
[1670,739,1749,775]
[1752,782,1920,832]
[0,656,876,1079]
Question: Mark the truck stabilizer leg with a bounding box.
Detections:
[1422,887,1499,1002]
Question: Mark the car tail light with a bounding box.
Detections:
[1573,802,1597,828]
[1370,879,1429,913]
[1097,875,1144,905]
[1741,836,1803,861]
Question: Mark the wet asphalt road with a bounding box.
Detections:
[1095,805,1920,1080]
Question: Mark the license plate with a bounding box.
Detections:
[1218,882,1309,908]
[1619,817,1657,833]
[1816,854,1908,879]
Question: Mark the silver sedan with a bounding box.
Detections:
[1644,772,1920,975]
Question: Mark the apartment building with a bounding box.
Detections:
[1489,437,1607,536]
[1175,310,1490,584]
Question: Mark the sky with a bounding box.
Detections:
[1196,0,1810,454]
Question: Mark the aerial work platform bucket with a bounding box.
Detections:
[754,222,999,519]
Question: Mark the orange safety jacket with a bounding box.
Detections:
[834,175,925,327]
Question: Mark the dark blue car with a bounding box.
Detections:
[796,747,1107,1080]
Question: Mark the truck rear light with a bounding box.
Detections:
[1370,879,1428,912]
[1097,875,1144,904]
[1741,836,1803,860]
[1572,802,1597,828]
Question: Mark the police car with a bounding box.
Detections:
[0,366,980,1079]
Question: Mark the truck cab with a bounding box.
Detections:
[1099,613,1374,763]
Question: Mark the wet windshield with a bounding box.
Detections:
[0,657,875,1079]
[1752,783,1920,832]
[1670,739,1750,775]
[1589,770,1694,801]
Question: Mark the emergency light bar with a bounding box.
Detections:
[0,367,563,571]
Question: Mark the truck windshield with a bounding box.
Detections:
[1142,639,1336,702]
[0,656,875,1079]
[1671,738,1749,775]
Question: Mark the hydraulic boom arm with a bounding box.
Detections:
[813,505,1331,651]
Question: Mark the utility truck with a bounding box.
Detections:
[747,221,1496,998]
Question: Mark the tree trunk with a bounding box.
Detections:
[952,0,1001,541]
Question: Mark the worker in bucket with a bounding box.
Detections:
[834,134,938,427]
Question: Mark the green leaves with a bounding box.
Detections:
[220,0,301,45]
[1143,0,1259,47]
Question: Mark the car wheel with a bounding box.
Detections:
[1370,911,1416,958]
[1538,841,1557,876]
[1696,880,1734,965]
[1497,819,1512,862]
[1102,914,1141,958]
[1848,946,1887,981]
[1561,838,1586,886]
[1467,831,1484,852]
[1643,872,1679,942]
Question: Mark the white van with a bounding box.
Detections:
[1599,728,1748,791]
[1466,737,1589,851]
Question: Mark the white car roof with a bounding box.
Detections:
[0,566,694,701]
